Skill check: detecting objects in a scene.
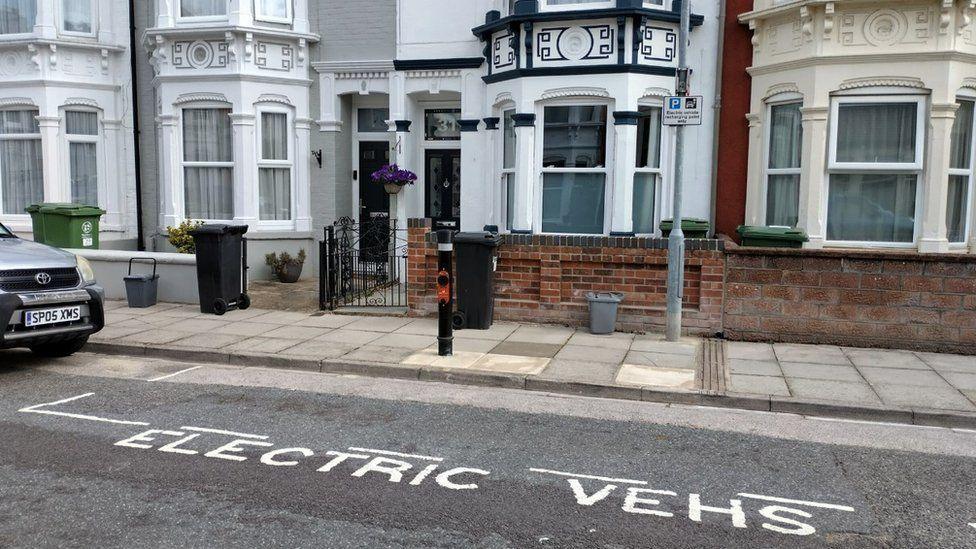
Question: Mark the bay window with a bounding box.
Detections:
[541,0,613,10]
[501,109,515,231]
[0,109,43,215]
[948,99,974,244]
[0,0,35,35]
[182,108,233,220]
[65,111,99,206]
[258,111,292,221]
[765,102,802,227]
[180,0,226,19]
[826,97,924,244]
[61,0,93,35]
[541,105,607,234]
[633,105,662,234]
[255,0,291,23]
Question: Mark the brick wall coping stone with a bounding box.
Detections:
[420,229,725,251]
[725,242,976,264]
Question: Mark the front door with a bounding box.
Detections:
[358,141,391,262]
[425,149,461,229]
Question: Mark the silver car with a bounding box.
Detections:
[0,222,104,357]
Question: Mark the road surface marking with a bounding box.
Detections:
[19,393,150,426]
[738,493,856,512]
[969,522,975,529]
[180,426,269,440]
[809,416,946,431]
[529,468,647,485]
[348,447,444,462]
[148,366,202,382]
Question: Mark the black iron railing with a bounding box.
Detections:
[320,217,408,310]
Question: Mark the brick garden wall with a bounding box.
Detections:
[724,243,976,354]
[407,219,725,334]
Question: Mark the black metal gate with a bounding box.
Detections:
[320,217,409,310]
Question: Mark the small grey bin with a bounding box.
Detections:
[124,258,159,308]
[585,292,624,335]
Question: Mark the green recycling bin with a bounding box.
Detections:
[737,225,809,248]
[25,204,46,241]
[30,203,106,249]
[660,218,710,239]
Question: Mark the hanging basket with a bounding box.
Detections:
[384,182,405,194]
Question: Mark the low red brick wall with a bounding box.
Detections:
[407,219,725,334]
[724,243,976,354]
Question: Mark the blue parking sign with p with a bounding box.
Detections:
[669,98,682,110]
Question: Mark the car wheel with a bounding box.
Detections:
[30,336,90,358]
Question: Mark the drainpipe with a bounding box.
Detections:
[128,0,146,251]
[710,0,728,239]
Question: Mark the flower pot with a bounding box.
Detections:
[384,182,404,194]
[276,261,303,284]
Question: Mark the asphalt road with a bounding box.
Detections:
[1,350,975,548]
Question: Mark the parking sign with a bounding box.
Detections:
[663,96,704,126]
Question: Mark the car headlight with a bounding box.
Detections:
[76,255,97,285]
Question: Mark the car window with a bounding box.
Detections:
[0,223,13,237]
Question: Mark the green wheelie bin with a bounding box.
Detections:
[737,225,809,248]
[29,203,106,249]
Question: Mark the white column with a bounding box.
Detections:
[157,0,175,27]
[230,112,257,224]
[919,103,957,254]
[157,114,181,228]
[316,72,342,132]
[459,127,485,231]
[743,113,765,227]
[33,0,57,38]
[101,119,123,230]
[511,114,536,233]
[37,116,65,203]
[483,118,500,228]
[610,112,639,235]
[798,106,829,248]
[294,118,313,232]
[229,0,253,27]
[293,0,310,34]
[390,72,411,228]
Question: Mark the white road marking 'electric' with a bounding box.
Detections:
[348,447,444,462]
[180,426,270,440]
[529,468,647,485]
[18,393,150,426]
[148,366,202,382]
[737,493,856,512]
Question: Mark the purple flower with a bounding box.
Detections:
[371,164,417,186]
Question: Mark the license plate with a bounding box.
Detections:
[24,306,82,327]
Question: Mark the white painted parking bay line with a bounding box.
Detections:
[18,393,150,427]
[529,468,647,485]
[738,493,855,512]
[348,447,444,462]
[181,426,270,440]
[148,366,203,382]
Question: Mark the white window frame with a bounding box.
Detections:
[0,0,36,39]
[643,0,668,10]
[949,94,976,247]
[824,93,926,248]
[179,104,234,223]
[0,107,42,222]
[499,107,516,232]
[254,0,293,24]
[763,96,803,228]
[177,0,229,24]
[61,108,103,207]
[536,100,613,235]
[59,0,97,38]
[538,0,614,13]
[633,101,665,236]
[256,106,294,228]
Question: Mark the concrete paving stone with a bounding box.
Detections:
[102,300,129,311]
[104,311,135,324]
[314,329,383,346]
[728,359,782,376]
[469,354,550,375]
[281,341,359,360]
[728,374,791,397]
[263,325,330,341]
[342,316,414,333]
[553,345,628,364]
[148,306,205,319]
[343,345,417,364]
[246,310,314,325]
[453,322,519,341]
[219,308,275,321]
[536,359,620,385]
[402,348,485,369]
[505,325,575,345]
[113,302,181,316]
[120,330,195,345]
[857,367,952,388]
[725,341,777,361]
[225,337,301,355]
[169,333,246,350]
[773,344,851,366]
[489,341,563,358]
[394,318,440,336]
[212,322,280,338]
[779,362,864,383]
[784,378,881,405]
[844,348,930,370]
[90,326,146,341]
[938,371,976,392]
[915,352,976,374]
[630,336,700,356]
[125,314,190,328]
[964,390,976,405]
[616,364,696,390]
[169,318,231,333]
[872,383,976,411]
[295,314,360,329]
[369,333,437,351]
[623,350,697,370]
[447,338,500,353]
[566,331,635,350]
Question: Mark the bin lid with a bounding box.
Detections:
[660,217,710,229]
[454,231,502,246]
[124,274,159,282]
[736,225,809,241]
[586,292,624,303]
[189,224,249,236]
[38,203,106,216]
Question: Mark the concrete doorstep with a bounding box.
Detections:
[89,301,976,429]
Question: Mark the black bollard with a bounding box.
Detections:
[436,229,454,356]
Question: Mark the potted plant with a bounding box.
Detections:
[265,249,307,284]
[371,163,418,194]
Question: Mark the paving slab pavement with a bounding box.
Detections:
[86,301,976,427]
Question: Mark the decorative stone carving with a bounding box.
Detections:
[174,92,230,105]
[100,49,109,75]
[540,86,610,100]
[763,82,801,100]
[0,97,35,108]
[493,31,516,71]
[255,42,294,71]
[256,94,292,106]
[536,23,614,63]
[864,9,908,46]
[800,6,813,42]
[173,40,229,69]
[0,50,29,77]
[641,87,672,99]
[824,2,835,40]
[63,97,99,108]
[641,25,677,62]
[838,76,925,91]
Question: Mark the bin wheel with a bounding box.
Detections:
[451,311,466,330]
[212,298,228,316]
[238,294,251,310]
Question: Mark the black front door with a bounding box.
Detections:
[358,141,391,262]
[425,149,461,229]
